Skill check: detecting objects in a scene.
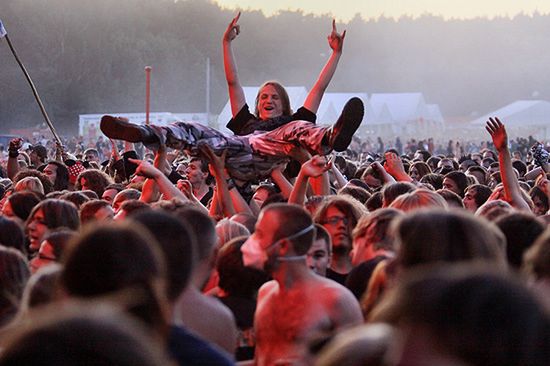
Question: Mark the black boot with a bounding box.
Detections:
[326,97,364,152]
[100,116,160,145]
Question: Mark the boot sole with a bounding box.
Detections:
[333,97,364,152]
[100,116,144,143]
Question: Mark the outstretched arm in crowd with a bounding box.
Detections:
[485,117,531,211]
[289,155,332,206]
[7,138,23,180]
[330,159,348,189]
[302,20,346,113]
[371,161,397,185]
[201,145,237,218]
[270,164,293,200]
[383,152,413,183]
[222,12,246,117]
[139,143,171,203]
[130,158,187,202]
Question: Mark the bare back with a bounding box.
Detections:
[254,275,362,365]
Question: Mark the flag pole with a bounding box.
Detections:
[0,20,62,144]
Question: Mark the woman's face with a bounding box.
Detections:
[257,85,283,120]
[26,208,50,252]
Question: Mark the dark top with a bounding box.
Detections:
[218,295,257,361]
[168,325,235,366]
[345,256,388,300]
[227,104,316,136]
[200,187,214,207]
[326,268,349,287]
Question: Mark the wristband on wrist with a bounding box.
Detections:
[8,150,19,158]
[226,178,236,190]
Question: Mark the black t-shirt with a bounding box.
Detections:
[227,104,316,136]
[345,255,388,300]
[326,267,349,286]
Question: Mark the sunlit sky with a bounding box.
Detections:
[213,0,550,21]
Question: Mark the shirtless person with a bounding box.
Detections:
[241,203,362,365]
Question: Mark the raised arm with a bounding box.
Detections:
[302,19,346,113]
[222,12,246,117]
[288,155,331,206]
[485,117,531,211]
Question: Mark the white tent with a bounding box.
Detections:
[469,100,550,140]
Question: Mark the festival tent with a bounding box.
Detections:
[469,100,550,140]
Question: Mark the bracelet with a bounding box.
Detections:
[8,150,19,158]
[226,178,236,190]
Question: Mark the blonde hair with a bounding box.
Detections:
[15,176,44,196]
[389,189,447,212]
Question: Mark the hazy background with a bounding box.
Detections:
[2,0,550,136]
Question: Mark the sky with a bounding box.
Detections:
[213,0,550,21]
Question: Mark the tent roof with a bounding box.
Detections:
[470,100,550,126]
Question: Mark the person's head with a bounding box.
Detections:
[101,183,125,204]
[372,264,550,366]
[0,307,170,366]
[351,208,402,266]
[338,185,371,204]
[365,191,383,212]
[390,189,448,212]
[0,216,26,254]
[29,145,48,166]
[512,159,527,177]
[217,237,270,298]
[314,196,366,257]
[215,218,250,248]
[425,156,441,172]
[529,186,549,216]
[112,189,141,213]
[393,209,506,272]
[458,158,477,172]
[306,224,332,277]
[252,183,279,209]
[29,229,75,273]
[20,264,62,310]
[14,176,44,196]
[131,210,196,302]
[43,161,69,191]
[242,203,315,273]
[494,212,546,269]
[60,191,90,209]
[80,199,115,225]
[408,161,431,181]
[75,169,113,198]
[523,227,550,281]
[0,246,30,326]
[361,164,383,189]
[254,81,291,120]
[25,199,80,252]
[443,171,468,198]
[230,212,257,234]
[463,184,492,212]
[466,165,488,186]
[475,199,514,221]
[13,170,52,195]
[436,189,464,209]
[61,222,166,332]
[114,200,151,221]
[381,182,416,207]
[2,191,41,227]
[83,148,100,163]
[185,157,212,187]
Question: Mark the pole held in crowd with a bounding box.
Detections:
[0,19,62,144]
[145,66,152,125]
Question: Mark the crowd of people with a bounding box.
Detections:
[0,12,549,366]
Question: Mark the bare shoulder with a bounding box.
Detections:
[310,275,363,326]
[258,279,279,300]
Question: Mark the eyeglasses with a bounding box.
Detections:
[323,216,349,226]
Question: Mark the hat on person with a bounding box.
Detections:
[66,160,86,184]
[31,145,48,160]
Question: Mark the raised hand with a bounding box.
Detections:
[486,117,508,152]
[223,12,241,43]
[301,155,332,178]
[328,19,346,52]
[128,158,161,179]
[8,138,22,152]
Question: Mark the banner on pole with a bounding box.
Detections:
[0,20,7,38]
